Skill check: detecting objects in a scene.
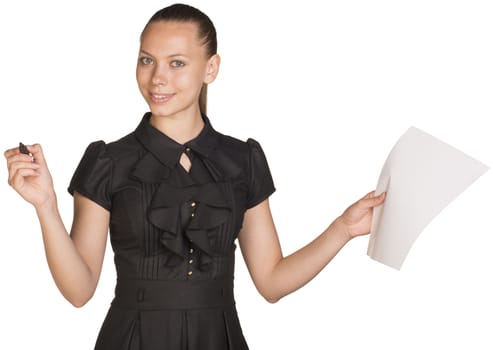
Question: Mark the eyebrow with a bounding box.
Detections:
[139,49,188,59]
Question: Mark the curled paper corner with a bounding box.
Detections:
[367,126,489,270]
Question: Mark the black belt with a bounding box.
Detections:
[111,278,235,310]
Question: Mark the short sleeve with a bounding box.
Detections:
[246,138,276,209]
[68,141,113,210]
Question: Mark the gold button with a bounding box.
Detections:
[188,259,193,264]
[187,270,193,276]
[190,201,196,207]
[189,248,194,254]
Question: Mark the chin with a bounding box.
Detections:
[149,105,175,118]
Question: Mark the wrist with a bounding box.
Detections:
[330,216,353,243]
[35,191,59,216]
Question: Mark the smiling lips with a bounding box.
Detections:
[150,93,175,103]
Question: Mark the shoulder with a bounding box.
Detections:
[211,129,275,207]
[214,130,266,159]
[211,129,273,183]
[76,131,144,176]
[93,131,144,161]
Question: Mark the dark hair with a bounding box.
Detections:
[141,3,217,115]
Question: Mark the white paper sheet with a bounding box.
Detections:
[367,126,489,270]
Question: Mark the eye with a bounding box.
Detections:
[170,60,185,68]
[139,57,153,65]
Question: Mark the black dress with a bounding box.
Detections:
[68,113,275,350]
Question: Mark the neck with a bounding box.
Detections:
[150,109,204,144]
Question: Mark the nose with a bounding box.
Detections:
[151,64,168,86]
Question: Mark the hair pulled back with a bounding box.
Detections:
[141,3,217,115]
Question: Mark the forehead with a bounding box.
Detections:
[140,21,204,55]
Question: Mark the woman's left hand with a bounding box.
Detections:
[337,191,386,239]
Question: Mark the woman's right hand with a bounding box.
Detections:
[4,143,56,208]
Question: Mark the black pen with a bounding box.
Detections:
[19,142,30,155]
[19,142,34,162]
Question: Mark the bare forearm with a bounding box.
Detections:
[242,193,385,303]
[265,217,350,302]
[35,197,96,307]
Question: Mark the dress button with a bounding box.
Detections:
[187,270,193,276]
[189,248,194,254]
[190,201,196,208]
[188,259,193,264]
[191,212,195,218]
[185,147,191,152]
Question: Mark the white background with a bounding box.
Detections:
[1,1,492,349]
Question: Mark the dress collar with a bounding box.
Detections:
[134,112,220,169]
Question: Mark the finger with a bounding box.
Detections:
[6,152,37,166]
[367,191,386,206]
[28,144,47,166]
[7,159,40,174]
[6,157,39,179]
[363,190,376,199]
[7,159,40,183]
[4,144,35,160]
[8,168,40,188]
[359,191,385,208]
[4,147,19,159]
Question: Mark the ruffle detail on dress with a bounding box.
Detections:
[147,182,231,270]
[129,146,235,270]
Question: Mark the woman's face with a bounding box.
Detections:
[136,21,218,119]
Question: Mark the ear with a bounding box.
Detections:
[203,54,221,84]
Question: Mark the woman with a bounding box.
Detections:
[5,3,385,349]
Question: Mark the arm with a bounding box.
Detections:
[5,144,109,307]
[238,191,385,303]
[37,192,109,307]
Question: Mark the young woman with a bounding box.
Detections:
[5,4,385,349]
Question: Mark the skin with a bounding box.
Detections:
[137,21,220,144]
[4,21,385,307]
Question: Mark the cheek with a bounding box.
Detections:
[136,67,152,86]
[173,68,205,89]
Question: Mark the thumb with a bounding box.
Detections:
[361,191,386,208]
[28,144,48,167]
